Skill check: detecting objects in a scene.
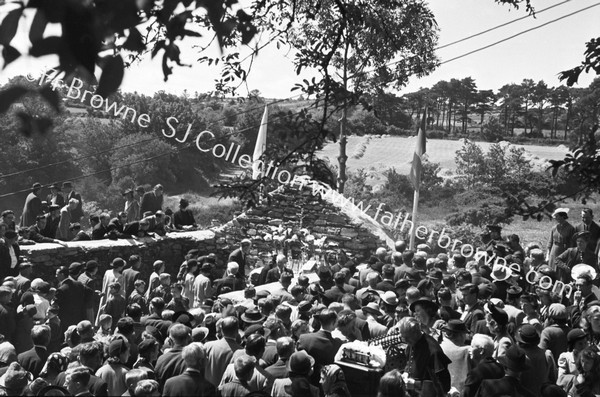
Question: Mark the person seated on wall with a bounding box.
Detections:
[173,199,198,231]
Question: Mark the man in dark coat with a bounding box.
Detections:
[574,208,600,255]
[17,325,51,377]
[122,255,142,299]
[323,271,355,305]
[173,198,197,229]
[55,264,92,334]
[463,334,504,397]
[27,216,64,244]
[0,230,21,280]
[163,342,216,396]
[297,309,343,384]
[91,213,110,240]
[46,184,65,208]
[214,262,245,295]
[204,317,243,387]
[62,181,84,223]
[55,341,109,396]
[20,183,43,228]
[155,323,189,388]
[0,287,15,342]
[475,345,536,397]
[228,239,252,281]
[41,204,60,239]
[140,184,164,215]
[123,218,151,238]
[141,298,171,341]
[555,231,597,282]
[459,283,485,334]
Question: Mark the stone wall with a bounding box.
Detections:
[20,178,393,282]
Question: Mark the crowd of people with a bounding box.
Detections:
[1,182,600,396]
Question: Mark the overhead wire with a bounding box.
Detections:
[0,1,594,197]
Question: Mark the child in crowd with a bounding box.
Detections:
[104,283,126,330]
[95,314,113,345]
[129,280,148,314]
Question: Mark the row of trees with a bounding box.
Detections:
[402,77,600,143]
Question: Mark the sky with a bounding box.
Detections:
[2,0,600,98]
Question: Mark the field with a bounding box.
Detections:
[318,135,569,186]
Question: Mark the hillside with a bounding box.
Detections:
[317,135,569,186]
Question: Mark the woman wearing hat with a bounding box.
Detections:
[557,329,588,390]
[547,208,576,273]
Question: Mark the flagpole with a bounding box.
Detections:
[410,107,427,251]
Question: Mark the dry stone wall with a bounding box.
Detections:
[20,179,393,282]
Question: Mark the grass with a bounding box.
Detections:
[163,193,242,227]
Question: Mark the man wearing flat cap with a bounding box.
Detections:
[547,208,576,273]
[20,183,43,228]
[555,230,597,282]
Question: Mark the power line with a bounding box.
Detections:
[436,0,572,50]
[2,1,592,189]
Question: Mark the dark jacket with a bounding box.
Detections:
[27,225,55,243]
[91,224,108,240]
[20,193,42,227]
[173,209,196,229]
[475,375,536,397]
[155,347,187,388]
[462,357,504,397]
[122,268,141,299]
[163,368,216,397]
[228,248,247,279]
[140,192,163,215]
[17,346,49,378]
[55,278,90,333]
[65,191,84,221]
[55,368,109,396]
[0,240,20,280]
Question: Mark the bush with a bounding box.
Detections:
[445,186,513,226]
[163,194,242,228]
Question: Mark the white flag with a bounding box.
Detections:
[252,106,268,179]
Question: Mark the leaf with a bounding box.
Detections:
[123,28,145,53]
[151,40,165,58]
[96,55,124,98]
[28,9,47,43]
[0,86,31,113]
[39,84,61,112]
[1,45,20,68]
[0,8,23,46]
[30,36,63,57]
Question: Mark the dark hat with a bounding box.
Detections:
[372,261,384,274]
[515,324,540,344]
[192,327,209,342]
[405,268,421,281]
[48,204,60,211]
[298,301,312,313]
[241,308,266,324]
[108,338,127,357]
[137,338,158,354]
[256,290,271,299]
[68,262,82,272]
[567,328,587,344]
[243,323,266,338]
[287,351,315,376]
[362,302,382,317]
[441,319,469,334]
[491,264,510,281]
[497,345,530,372]
[62,182,72,188]
[179,198,189,207]
[4,230,17,239]
[487,302,508,326]
[409,298,439,313]
[172,311,195,328]
[333,272,346,283]
[37,385,69,396]
[437,288,452,301]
